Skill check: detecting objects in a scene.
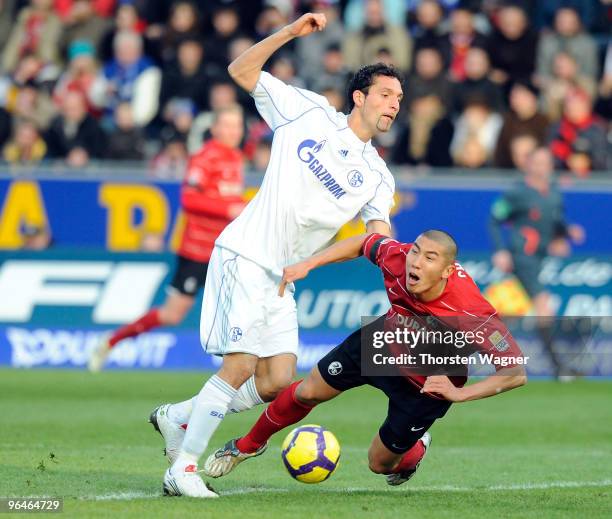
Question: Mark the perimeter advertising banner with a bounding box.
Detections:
[0,250,610,374]
[1,177,611,252]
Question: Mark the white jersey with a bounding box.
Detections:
[216,71,395,275]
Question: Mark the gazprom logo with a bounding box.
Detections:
[297,139,346,200]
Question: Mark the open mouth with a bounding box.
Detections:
[408,272,420,285]
[382,114,395,121]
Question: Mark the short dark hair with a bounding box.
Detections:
[346,63,403,111]
[420,229,458,263]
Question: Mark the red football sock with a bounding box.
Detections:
[392,439,425,473]
[108,308,162,348]
[236,381,314,453]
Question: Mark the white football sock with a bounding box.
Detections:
[228,375,264,413]
[175,375,237,468]
[167,397,195,424]
[168,376,263,425]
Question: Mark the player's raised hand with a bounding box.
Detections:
[421,376,465,402]
[286,13,327,38]
[278,261,312,297]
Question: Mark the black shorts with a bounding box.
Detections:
[513,254,544,298]
[168,256,208,297]
[318,316,452,454]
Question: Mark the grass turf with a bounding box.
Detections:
[1,369,611,518]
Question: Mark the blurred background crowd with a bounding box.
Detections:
[0,0,610,177]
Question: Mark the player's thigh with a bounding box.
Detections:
[254,353,297,400]
[295,365,343,406]
[367,433,403,473]
[200,248,266,355]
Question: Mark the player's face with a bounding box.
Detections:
[211,111,244,149]
[405,236,454,300]
[362,75,403,134]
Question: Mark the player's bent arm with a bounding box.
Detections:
[421,366,527,403]
[278,233,370,296]
[365,219,391,236]
[228,13,326,92]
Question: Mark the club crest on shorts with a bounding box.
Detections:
[229,327,243,342]
[488,330,510,352]
[347,170,364,188]
[328,361,343,375]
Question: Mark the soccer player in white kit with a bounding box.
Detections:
[156,12,404,497]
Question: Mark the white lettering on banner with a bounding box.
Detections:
[0,261,168,323]
[6,328,176,368]
[296,290,390,329]
[540,258,612,288]
[563,295,612,318]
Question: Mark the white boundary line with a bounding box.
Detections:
[84,479,612,500]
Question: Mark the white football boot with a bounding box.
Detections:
[385,432,432,486]
[163,464,218,498]
[149,404,186,464]
[88,334,112,372]
[203,438,268,478]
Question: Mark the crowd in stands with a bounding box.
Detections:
[0,0,610,176]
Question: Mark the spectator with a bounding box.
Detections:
[92,30,161,129]
[252,136,272,174]
[21,224,52,249]
[411,0,445,57]
[5,80,57,132]
[187,82,239,153]
[2,118,47,164]
[320,86,345,112]
[54,0,115,20]
[451,98,503,168]
[540,51,597,122]
[159,37,218,116]
[344,0,406,32]
[255,4,289,40]
[98,2,149,63]
[594,43,612,121]
[150,132,188,179]
[269,54,305,88]
[160,97,196,145]
[53,40,101,117]
[452,47,504,114]
[487,4,538,87]
[0,107,11,150]
[494,81,549,168]
[105,102,145,160]
[295,0,344,89]
[45,89,106,164]
[309,43,350,94]
[343,0,412,73]
[2,0,62,73]
[441,7,487,82]
[0,0,18,52]
[535,7,598,87]
[508,133,538,171]
[150,0,202,64]
[390,93,454,167]
[58,0,112,61]
[405,47,453,113]
[204,6,243,70]
[549,88,609,175]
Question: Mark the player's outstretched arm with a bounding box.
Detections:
[228,12,326,92]
[278,233,369,296]
[421,366,527,402]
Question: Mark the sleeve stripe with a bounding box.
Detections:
[368,237,387,263]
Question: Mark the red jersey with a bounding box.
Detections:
[362,234,523,394]
[178,139,245,262]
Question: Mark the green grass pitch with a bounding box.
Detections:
[1,369,611,518]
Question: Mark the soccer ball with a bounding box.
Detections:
[281,424,340,483]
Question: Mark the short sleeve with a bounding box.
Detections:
[360,172,395,225]
[362,233,403,268]
[251,71,334,131]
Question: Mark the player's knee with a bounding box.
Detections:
[294,381,324,406]
[367,457,394,475]
[258,372,293,401]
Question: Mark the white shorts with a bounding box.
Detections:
[199,246,298,357]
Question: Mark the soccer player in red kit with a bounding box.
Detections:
[88,105,246,372]
[204,230,527,485]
